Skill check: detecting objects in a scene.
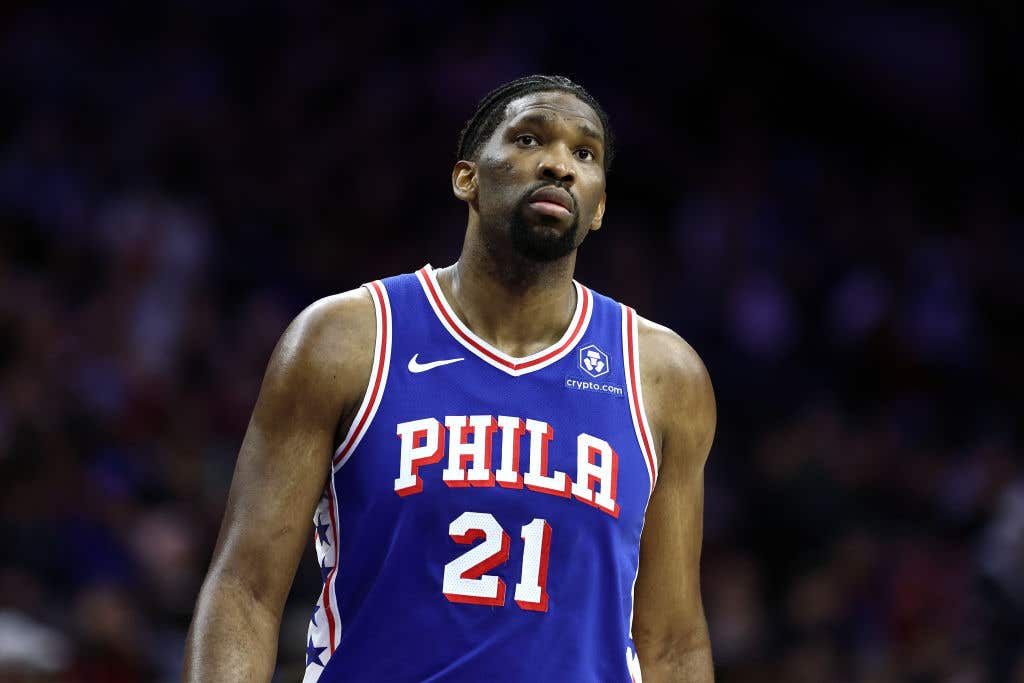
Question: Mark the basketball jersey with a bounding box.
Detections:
[303,264,660,682]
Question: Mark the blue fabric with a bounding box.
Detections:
[315,267,651,682]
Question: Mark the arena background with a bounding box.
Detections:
[1,2,1022,681]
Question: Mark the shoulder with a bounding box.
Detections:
[262,286,377,417]
[633,314,716,470]
[289,286,375,352]
[634,315,712,399]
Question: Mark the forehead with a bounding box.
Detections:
[500,91,604,139]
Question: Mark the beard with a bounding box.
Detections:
[507,193,582,262]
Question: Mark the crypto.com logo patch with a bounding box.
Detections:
[578,344,610,378]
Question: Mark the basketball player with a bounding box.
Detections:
[184,75,716,682]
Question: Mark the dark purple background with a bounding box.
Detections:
[1,2,1021,681]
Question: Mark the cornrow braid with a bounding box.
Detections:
[456,74,615,175]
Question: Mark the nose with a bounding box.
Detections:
[537,146,575,185]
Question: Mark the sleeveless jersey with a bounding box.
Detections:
[303,264,660,682]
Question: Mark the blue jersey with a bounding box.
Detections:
[304,264,660,682]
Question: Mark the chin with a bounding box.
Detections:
[509,219,580,263]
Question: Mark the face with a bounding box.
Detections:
[453,90,608,262]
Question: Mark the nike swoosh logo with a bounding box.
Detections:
[408,353,465,373]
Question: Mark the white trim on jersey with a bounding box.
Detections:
[332,280,393,470]
[310,280,393,672]
[307,476,343,678]
[416,264,593,377]
[621,304,659,490]
[324,463,342,653]
[621,304,659,645]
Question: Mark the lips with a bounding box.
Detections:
[528,186,574,213]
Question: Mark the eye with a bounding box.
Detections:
[515,134,540,146]
[575,148,596,161]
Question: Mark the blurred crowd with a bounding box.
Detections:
[1,2,1021,682]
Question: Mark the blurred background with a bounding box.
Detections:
[1,1,1021,681]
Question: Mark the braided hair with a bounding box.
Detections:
[455,74,615,175]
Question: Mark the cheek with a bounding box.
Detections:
[581,178,606,215]
[478,156,521,206]
[482,153,516,177]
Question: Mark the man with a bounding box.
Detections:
[184,74,716,682]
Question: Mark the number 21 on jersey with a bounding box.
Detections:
[442,511,553,612]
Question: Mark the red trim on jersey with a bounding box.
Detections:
[418,266,590,372]
[333,281,390,466]
[626,307,658,490]
[321,483,340,653]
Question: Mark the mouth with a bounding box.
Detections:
[527,200,573,218]
[526,186,575,219]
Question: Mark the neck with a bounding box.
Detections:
[435,223,579,359]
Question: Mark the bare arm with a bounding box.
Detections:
[183,288,375,682]
[632,318,717,682]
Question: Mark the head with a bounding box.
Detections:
[453,75,614,263]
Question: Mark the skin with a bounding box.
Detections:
[184,89,715,682]
[629,320,716,681]
[183,288,375,681]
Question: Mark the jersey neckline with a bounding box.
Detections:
[415,264,593,377]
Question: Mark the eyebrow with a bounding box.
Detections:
[510,112,605,148]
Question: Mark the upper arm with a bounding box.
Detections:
[631,318,717,659]
[204,287,376,615]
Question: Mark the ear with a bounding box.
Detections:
[590,191,607,231]
[452,160,477,203]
